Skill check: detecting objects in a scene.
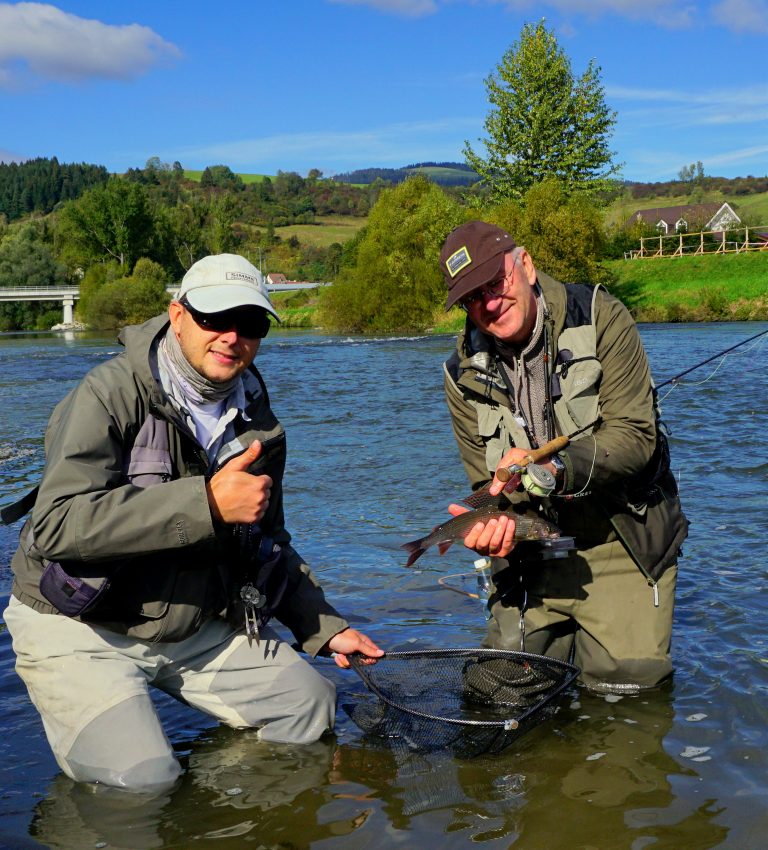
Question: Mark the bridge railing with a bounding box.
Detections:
[0,286,81,295]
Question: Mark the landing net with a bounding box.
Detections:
[347,648,579,759]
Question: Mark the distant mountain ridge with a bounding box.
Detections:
[331,161,478,187]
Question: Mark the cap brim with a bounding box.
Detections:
[444,252,506,310]
[181,284,280,322]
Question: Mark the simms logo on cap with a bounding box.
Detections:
[226,271,257,284]
[445,246,472,278]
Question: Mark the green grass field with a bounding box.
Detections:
[184,170,270,184]
[606,250,768,321]
[274,215,366,247]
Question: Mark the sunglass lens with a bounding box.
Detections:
[238,313,270,338]
[184,300,270,338]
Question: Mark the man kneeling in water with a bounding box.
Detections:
[4,253,382,792]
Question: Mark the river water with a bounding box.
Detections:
[0,322,766,850]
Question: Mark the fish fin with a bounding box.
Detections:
[461,481,494,508]
[437,540,454,555]
[462,491,499,509]
[400,538,426,567]
[461,482,507,509]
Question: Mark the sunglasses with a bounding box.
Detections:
[180,297,271,339]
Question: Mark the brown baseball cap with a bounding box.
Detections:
[440,220,516,309]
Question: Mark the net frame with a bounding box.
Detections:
[348,648,579,758]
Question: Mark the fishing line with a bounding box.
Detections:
[657,328,768,401]
[656,326,768,389]
[560,326,768,441]
[438,573,483,600]
[658,359,729,402]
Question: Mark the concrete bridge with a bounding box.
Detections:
[0,286,80,324]
[0,280,331,325]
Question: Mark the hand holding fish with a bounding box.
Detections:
[446,504,518,559]
[401,503,561,567]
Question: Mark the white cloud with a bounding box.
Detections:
[622,140,768,180]
[331,0,768,30]
[704,144,768,167]
[711,0,768,32]
[609,84,768,128]
[0,2,180,87]
[327,0,438,16]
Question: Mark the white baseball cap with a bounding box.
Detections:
[176,254,279,320]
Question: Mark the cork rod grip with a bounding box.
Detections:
[495,435,570,482]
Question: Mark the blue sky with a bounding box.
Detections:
[1,0,767,182]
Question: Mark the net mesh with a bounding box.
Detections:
[347,648,579,759]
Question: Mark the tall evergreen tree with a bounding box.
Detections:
[0,157,108,220]
[464,20,619,202]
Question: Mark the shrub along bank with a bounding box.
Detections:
[271,249,768,334]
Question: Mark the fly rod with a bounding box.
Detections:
[494,325,768,483]
[656,326,768,388]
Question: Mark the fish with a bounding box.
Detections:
[400,504,562,567]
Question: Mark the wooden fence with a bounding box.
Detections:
[624,225,768,260]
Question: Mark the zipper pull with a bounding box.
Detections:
[650,581,659,607]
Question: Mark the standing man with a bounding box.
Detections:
[439,221,688,693]
[3,253,382,792]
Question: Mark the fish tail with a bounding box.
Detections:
[400,538,427,567]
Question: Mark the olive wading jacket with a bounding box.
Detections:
[444,272,689,583]
[10,315,348,652]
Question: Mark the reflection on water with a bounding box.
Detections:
[1,324,767,849]
[25,690,710,850]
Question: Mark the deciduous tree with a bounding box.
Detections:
[464,21,619,202]
[0,223,67,288]
[491,179,611,285]
[319,176,463,332]
[79,258,170,329]
[57,179,154,269]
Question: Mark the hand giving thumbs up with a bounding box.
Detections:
[206,440,272,525]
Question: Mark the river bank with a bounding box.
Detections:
[271,251,768,332]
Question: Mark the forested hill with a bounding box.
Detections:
[0,157,109,221]
[332,162,479,186]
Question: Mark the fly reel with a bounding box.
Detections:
[521,463,557,497]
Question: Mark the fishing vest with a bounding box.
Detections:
[8,366,290,641]
[446,281,688,579]
[452,283,603,475]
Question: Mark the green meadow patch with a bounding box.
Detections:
[607,251,768,321]
[268,288,325,328]
[275,215,366,247]
[184,170,271,184]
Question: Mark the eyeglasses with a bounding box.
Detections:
[461,254,520,308]
[180,297,271,339]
